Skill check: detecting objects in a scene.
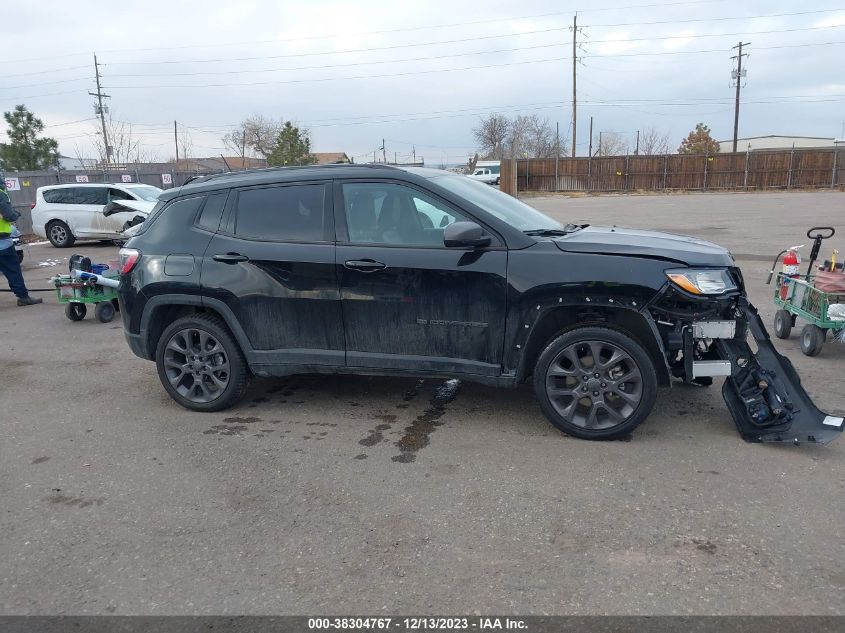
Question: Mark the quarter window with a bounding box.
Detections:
[196,193,227,232]
[342,182,468,247]
[234,184,325,242]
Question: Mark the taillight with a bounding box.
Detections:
[118,248,141,275]
[30,203,35,209]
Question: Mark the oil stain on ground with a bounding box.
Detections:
[358,411,397,448]
[392,379,460,463]
[44,493,105,508]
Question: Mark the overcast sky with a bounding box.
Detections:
[2,0,844,165]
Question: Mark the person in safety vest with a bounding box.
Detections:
[0,175,42,306]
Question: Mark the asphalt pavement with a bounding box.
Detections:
[1,190,843,615]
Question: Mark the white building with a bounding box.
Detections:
[718,135,837,153]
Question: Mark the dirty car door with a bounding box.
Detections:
[201,181,344,369]
[335,180,507,376]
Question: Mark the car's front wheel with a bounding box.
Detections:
[47,220,75,248]
[533,327,658,440]
[155,314,250,412]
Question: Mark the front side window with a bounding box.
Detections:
[342,182,469,247]
[109,188,134,202]
[73,187,108,205]
[234,184,324,242]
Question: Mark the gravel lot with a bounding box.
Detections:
[1,190,843,615]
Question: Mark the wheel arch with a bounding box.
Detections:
[517,305,671,386]
[140,295,253,361]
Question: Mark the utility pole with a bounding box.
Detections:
[588,116,593,157]
[731,41,750,153]
[89,54,112,164]
[571,14,578,158]
[635,130,640,155]
[381,138,387,164]
[174,121,179,168]
[413,146,416,163]
[556,121,560,157]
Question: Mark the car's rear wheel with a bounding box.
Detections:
[533,327,658,440]
[47,220,75,248]
[155,314,250,412]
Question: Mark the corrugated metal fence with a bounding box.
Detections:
[499,148,845,196]
[4,168,224,234]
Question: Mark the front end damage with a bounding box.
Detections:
[649,276,844,445]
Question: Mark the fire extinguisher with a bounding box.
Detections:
[780,245,803,300]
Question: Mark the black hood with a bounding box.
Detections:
[552,225,735,267]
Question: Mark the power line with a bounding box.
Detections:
[102,43,567,79]
[102,27,571,66]
[584,23,843,45]
[103,55,571,90]
[584,8,841,27]
[5,0,725,64]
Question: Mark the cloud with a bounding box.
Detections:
[662,30,695,51]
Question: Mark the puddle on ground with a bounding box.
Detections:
[392,379,460,464]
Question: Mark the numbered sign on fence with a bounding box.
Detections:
[75,175,89,183]
[161,173,173,185]
[121,174,132,182]
[4,177,20,191]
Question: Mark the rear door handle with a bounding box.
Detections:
[213,253,249,264]
[344,259,386,273]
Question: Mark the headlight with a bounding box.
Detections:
[666,268,737,295]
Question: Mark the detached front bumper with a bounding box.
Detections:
[715,299,843,444]
[651,287,843,445]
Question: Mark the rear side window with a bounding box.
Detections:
[196,193,227,232]
[42,189,72,204]
[234,184,324,242]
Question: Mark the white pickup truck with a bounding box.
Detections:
[467,167,500,185]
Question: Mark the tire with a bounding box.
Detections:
[773,309,792,339]
[800,324,826,357]
[47,220,75,248]
[533,326,658,440]
[94,301,115,323]
[65,303,86,321]
[155,313,250,412]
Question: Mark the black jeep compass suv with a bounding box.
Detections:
[117,165,841,443]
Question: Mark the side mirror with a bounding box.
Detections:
[443,221,491,248]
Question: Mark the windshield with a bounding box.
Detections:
[428,174,561,231]
[126,185,163,202]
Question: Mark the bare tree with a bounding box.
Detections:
[222,114,283,159]
[593,131,627,156]
[638,127,671,155]
[222,129,249,158]
[88,116,155,164]
[178,128,194,164]
[472,113,510,159]
[475,114,567,159]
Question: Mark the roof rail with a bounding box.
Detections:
[182,162,398,186]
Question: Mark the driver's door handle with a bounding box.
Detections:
[344,259,386,273]
[213,253,249,263]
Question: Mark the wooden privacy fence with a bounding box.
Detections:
[499,148,845,196]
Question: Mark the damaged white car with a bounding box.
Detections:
[31,183,161,248]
